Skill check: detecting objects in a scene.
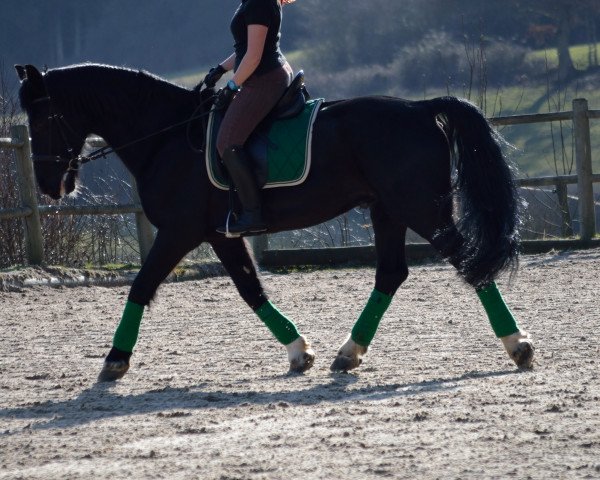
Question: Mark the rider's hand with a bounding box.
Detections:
[203,65,226,88]
[213,81,239,110]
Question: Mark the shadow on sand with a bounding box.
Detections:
[0,368,528,433]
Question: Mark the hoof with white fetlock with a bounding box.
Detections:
[286,336,315,373]
[501,330,535,369]
[330,336,368,372]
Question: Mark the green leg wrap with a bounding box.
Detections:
[112,301,144,353]
[476,281,519,338]
[351,289,393,347]
[255,301,301,345]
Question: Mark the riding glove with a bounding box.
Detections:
[214,84,237,110]
[203,65,226,88]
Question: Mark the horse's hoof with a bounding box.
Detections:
[290,351,315,373]
[330,336,368,372]
[501,330,535,369]
[286,336,315,373]
[97,360,129,382]
[330,354,362,372]
[512,341,535,369]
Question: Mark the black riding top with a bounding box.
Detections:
[231,0,286,76]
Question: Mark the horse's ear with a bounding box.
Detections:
[24,64,44,85]
[15,65,26,81]
[15,65,48,98]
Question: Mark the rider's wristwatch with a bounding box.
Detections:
[227,79,240,92]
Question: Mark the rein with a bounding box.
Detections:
[32,82,215,171]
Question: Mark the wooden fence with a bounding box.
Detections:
[0,126,155,264]
[1,98,599,267]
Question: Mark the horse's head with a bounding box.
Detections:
[15,64,85,199]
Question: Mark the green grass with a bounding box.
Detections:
[84,262,139,271]
[528,42,600,71]
[402,81,600,177]
[482,83,600,177]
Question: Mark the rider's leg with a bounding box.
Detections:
[216,64,292,236]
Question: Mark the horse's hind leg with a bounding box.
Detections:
[419,218,534,369]
[331,205,408,372]
[475,281,534,368]
[210,237,315,373]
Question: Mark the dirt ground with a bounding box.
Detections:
[1,248,599,479]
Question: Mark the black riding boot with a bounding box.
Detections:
[217,146,267,236]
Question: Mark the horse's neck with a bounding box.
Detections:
[83,74,184,175]
[67,74,140,162]
[53,66,197,177]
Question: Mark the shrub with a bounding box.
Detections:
[0,66,26,266]
[393,31,468,90]
[392,31,545,90]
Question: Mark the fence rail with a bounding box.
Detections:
[1,125,153,265]
[1,99,599,266]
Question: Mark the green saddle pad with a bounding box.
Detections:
[205,98,323,190]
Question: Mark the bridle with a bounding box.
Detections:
[29,95,88,172]
[30,81,216,172]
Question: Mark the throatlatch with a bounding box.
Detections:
[476,281,520,338]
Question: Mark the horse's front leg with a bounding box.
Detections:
[211,236,314,372]
[331,211,407,372]
[98,230,198,382]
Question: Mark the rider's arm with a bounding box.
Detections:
[231,24,268,87]
[219,53,236,72]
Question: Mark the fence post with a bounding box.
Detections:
[555,180,574,237]
[129,174,154,263]
[11,125,44,265]
[572,98,596,241]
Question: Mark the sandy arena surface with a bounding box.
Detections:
[1,248,599,479]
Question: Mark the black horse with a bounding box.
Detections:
[15,63,534,380]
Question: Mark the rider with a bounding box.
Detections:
[204,0,296,236]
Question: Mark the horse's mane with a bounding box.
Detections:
[47,63,191,95]
[44,63,197,120]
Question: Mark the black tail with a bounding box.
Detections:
[430,96,521,288]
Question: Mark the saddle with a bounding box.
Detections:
[206,71,323,190]
[267,70,310,121]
